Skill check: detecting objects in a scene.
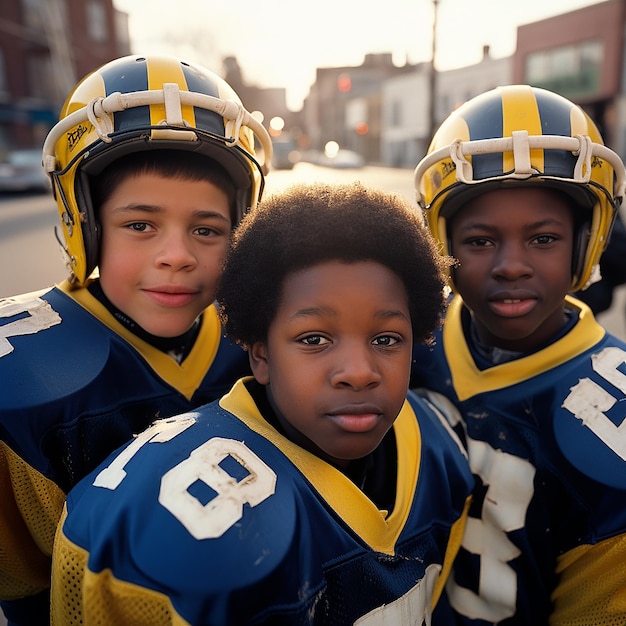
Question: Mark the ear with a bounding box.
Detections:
[249,342,270,385]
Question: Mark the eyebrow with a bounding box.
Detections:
[290,307,410,322]
[110,204,230,222]
[457,217,567,232]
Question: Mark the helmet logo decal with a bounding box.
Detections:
[67,124,89,152]
[431,169,443,194]
[441,160,455,181]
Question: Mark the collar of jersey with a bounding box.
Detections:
[60,280,220,400]
[220,378,420,555]
[445,294,605,401]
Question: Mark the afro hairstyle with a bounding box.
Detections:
[217,182,451,348]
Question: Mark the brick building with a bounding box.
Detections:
[514,0,626,154]
[0,0,129,151]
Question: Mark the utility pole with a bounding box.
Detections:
[428,0,439,141]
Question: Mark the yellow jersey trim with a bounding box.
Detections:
[444,295,605,402]
[60,280,221,400]
[220,378,420,554]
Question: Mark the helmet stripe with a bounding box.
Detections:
[534,88,573,135]
[462,91,503,178]
[180,63,226,137]
[99,58,150,132]
[146,56,193,127]
[502,85,543,173]
[534,88,576,176]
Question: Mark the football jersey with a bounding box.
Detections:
[51,378,474,626]
[411,294,626,625]
[0,281,250,624]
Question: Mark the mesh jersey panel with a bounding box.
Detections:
[51,515,190,626]
[0,442,65,599]
[550,535,626,626]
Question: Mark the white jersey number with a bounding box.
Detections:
[448,439,535,622]
[159,437,277,540]
[0,295,61,357]
[94,416,277,540]
[562,346,626,460]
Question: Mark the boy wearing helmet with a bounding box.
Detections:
[0,54,272,625]
[50,182,473,625]
[412,85,626,625]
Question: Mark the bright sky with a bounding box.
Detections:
[113,0,603,111]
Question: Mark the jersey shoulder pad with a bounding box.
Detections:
[0,287,111,409]
[67,408,303,596]
[554,335,626,489]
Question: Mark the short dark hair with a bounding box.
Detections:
[90,149,237,219]
[217,182,451,346]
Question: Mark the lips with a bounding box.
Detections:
[327,403,383,433]
[142,286,198,307]
[488,291,538,317]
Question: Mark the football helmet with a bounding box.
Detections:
[414,84,626,291]
[42,54,273,285]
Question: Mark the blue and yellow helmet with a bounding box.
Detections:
[414,84,626,292]
[42,54,273,286]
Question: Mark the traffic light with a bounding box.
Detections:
[337,74,351,93]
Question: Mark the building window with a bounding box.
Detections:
[525,40,603,98]
[22,0,44,30]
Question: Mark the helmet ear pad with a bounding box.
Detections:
[76,169,100,277]
[572,219,591,288]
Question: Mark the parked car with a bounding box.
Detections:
[0,149,50,193]
[271,138,300,170]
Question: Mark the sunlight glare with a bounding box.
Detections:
[324,141,340,158]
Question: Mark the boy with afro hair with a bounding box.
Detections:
[51,183,473,626]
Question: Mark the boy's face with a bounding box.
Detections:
[449,187,575,353]
[250,260,413,468]
[98,172,231,337]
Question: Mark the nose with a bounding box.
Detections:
[330,341,382,391]
[155,232,197,271]
[491,242,533,281]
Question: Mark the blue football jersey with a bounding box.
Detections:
[51,379,474,626]
[0,281,250,624]
[412,295,626,625]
